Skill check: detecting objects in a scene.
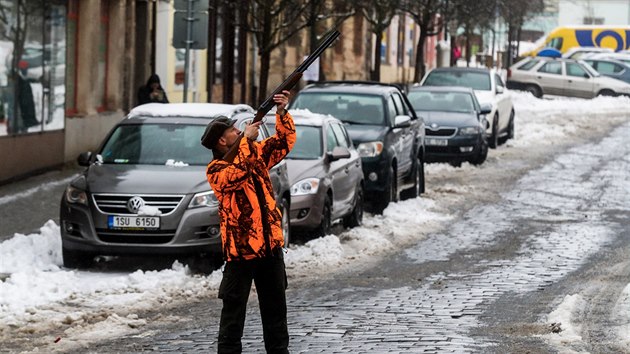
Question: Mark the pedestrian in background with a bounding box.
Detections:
[137,74,168,106]
[201,90,295,353]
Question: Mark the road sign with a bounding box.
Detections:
[172,11,208,49]
[173,0,209,12]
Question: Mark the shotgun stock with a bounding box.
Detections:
[222,29,341,162]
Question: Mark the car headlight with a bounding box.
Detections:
[291,178,320,196]
[459,126,480,135]
[188,191,219,208]
[357,141,384,157]
[65,185,88,205]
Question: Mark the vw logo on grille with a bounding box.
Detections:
[431,123,439,129]
[127,196,145,213]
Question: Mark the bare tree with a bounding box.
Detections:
[449,0,495,66]
[247,0,351,103]
[401,0,446,82]
[356,0,401,81]
[499,0,544,67]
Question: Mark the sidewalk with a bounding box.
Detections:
[0,163,82,241]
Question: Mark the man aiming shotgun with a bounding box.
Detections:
[200,29,340,353]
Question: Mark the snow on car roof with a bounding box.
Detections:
[267,108,336,126]
[127,103,254,119]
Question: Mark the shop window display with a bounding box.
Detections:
[0,0,66,136]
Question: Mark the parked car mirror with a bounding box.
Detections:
[327,146,351,162]
[496,86,505,94]
[394,115,411,128]
[583,73,590,78]
[77,151,92,166]
[479,104,492,115]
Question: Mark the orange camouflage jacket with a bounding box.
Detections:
[206,112,296,261]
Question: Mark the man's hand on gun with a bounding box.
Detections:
[244,121,262,141]
[274,90,291,116]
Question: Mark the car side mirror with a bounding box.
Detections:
[479,104,492,115]
[496,86,505,94]
[394,115,411,128]
[583,73,590,78]
[327,146,351,162]
[77,151,92,166]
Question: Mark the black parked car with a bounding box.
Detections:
[407,86,492,166]
[59,103,291,271]
[290,81,425,213]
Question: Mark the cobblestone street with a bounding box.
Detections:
[79,122,630,353]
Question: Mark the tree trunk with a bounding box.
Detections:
[258,50,271,106]
[414,25,428,83]
[372,31,383,81]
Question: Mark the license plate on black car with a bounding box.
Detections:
[108,216,160,229]
[426,138,448,146]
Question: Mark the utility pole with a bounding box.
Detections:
[173,0,209,102]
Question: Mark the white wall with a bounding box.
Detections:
[558,0,630,25]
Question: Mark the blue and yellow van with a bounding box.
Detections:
[523,26,630,56]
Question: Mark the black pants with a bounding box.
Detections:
[217,253,289,354]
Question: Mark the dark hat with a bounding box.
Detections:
[201,116,236,150]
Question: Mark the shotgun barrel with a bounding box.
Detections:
[222,29,341,162]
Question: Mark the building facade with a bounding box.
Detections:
[0,0,434,184]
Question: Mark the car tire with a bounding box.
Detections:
[374,167,397,214]
[186,253,223,274]
[597,89,616,97]
[62,247,94,269]
[526,84,542,98]
[343,184,363,228]
[488,114,499,149]
[470,135,488,166]
[401,156,424,199]
[280,197,291,247]
[499,109,515,145]
[316,196,332,237]
[507,110,515,140]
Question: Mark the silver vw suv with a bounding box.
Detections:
[59,103,291,271]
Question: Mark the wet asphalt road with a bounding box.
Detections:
[1,117,628,353]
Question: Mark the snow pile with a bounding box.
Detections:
[165,159,189,167]
[506,91,630,148]
[541,294,586,345]
[0,220,62,273]
[137,205,162,216]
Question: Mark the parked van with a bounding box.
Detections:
[522,26,630,56]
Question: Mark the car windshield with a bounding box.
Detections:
[408,91,475,113]
[423,71,492,91]
[100,123,210,165]
[287,125,322,160]
[291,92,384,125]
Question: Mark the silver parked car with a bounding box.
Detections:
[266,110,364,237]
[60,103,291,271]
[506,57,630,98]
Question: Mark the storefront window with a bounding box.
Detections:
[0,0,66,137]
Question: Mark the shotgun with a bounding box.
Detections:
[222,29,341,162]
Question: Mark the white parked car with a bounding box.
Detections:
[562,46,613,60]
[419,67,515,148]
